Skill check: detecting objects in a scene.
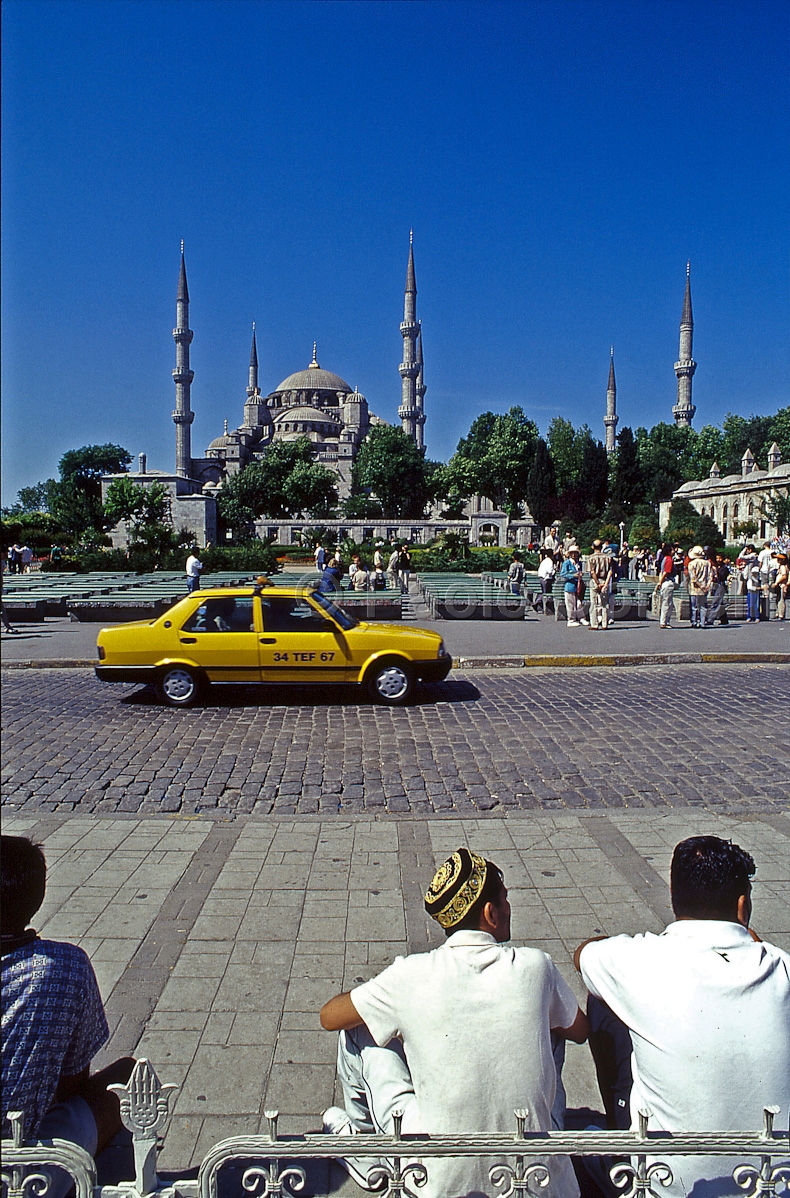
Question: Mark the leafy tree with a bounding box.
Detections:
[635,423,697,505]
[104,478,170,526]
[760,491,790,536]
[47,443,132,538]
[2,481,58,516]
[662,497,724,549]
[546,417,580,495]
[609,427,645,514]
[217,438,339,532]
[525,438,557,531]
[445,407,539,516]
[341,493,384,519]
[628,503,661,548]
[352,426,432,518]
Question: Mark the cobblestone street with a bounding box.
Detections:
[3,664,788,816]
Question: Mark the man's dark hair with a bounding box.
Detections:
[445,860,505,936]
[670,836,755,921]
[1,836,47,931]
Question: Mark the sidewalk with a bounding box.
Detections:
[2,611,788,668]
[4,808,789,1177]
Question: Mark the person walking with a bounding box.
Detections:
[507,551,526,596]
[397,544,411,595]
[587,540,612,631]
[536,550,556,615]
[706,553,730,626]
[386,546,399,588]
[558,545,587,626]
[185,548,203,593]
[655,548,676,628]
[687,545,713,628]
[773,553,788,619]
[740,545,761,622]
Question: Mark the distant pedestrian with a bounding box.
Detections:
[773,553,788,620]
[706,553,730,626]
[8,545,21,575]
[397,544,411,594]
[386,547,399,588]
[588,540,612,630]
[351,558,370,591]
[758,542,774,619]
[315,542,326,572]
[558,545,588,626]
[536,550,556,614]
[19,545,34,574]
[655,548,676,628]
[371,565,387,591]
[185,548,203,593]
[318,560,343,593]
[740,545,761,622]
[373,543,384,571]
[687,545,713,628]
[543,525,560,558]
[507,552,525,596]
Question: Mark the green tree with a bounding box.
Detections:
[445,407,538,516]
[760,491,790,536]
[48,443,132,539]
[525,438,557,531]
[104,478,170,526]
[635,423,698,505]
[546,417,580,495]
[2,481,58,516]
[662,497,724,549]
[353,426,432,518]
[217,438,339,532]
[609,427,645,515]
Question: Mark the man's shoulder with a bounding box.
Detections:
[3,939,95,984]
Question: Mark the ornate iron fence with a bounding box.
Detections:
[3,1060,789,1198]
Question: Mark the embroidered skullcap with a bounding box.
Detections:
[424,849,488,929]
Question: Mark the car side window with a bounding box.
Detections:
[261,597,330,633]
[183,598,254,633]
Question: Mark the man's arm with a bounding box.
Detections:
[320,991,366,1032]
[573,935,609,973]
[551,1007,589,1043]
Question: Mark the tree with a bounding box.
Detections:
[217,438,339,533]
[2,481,58,516]
[525,438,557,531]
[104,478,170,526]
[662,497,724,549]
[609,427,645,515]
[445,407,539,516]
[352,426,432,518]
[546,417,580,496]
[760,491,790,536]
[47,443,132,539]
[635,423,697,506]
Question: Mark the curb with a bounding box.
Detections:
[455,652,790,669]
[1,659,95,669]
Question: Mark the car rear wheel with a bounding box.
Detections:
[367,659,415,706]
[156,666,203,708]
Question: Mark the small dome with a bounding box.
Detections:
[273,405,341,424]
[274,367,353,394]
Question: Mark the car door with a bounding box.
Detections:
[178,595,262,682]
[258,595,351,683]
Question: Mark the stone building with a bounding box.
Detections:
[661,444,789,543]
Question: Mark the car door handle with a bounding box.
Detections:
[180,637,197,644]
[260,637,277,644]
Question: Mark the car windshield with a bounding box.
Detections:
[310,590,358,630]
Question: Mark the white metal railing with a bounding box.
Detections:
[2,1060,789,1198]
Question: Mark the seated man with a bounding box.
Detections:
[320,848,587,1198]
[575,835,790,1198]
[1,836,134,1193]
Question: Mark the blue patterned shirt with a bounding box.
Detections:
[2,939,109,1139]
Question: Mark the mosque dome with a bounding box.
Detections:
[273,344,352,395]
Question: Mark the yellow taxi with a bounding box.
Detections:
[95,583,452,707]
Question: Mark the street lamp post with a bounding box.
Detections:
[619,521,626,552]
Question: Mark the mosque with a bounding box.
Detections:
[104,250,746,549]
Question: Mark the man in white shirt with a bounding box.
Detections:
[575,836,790,1198]
[185,548,203,593]
[320,849,587,1198]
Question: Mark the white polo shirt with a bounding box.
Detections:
[580,922,790,1198]
[352,929,580,1198]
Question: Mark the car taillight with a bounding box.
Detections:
[97,646,105,660]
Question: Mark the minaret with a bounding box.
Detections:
[415,320,426,450]
[398,231,419,443]
[247,322,258,397]
[172,242,195,477]
[604,347,618,454]
[673,261,697,427]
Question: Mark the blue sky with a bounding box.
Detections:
[2,0,788,503]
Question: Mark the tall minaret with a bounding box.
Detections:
[172,242,195,477]
[604,348,618,454]
[415,320,426,450]
[673,261,697,427]
[398,231,419,443]
[247,322,259,397]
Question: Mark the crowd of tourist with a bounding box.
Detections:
[313,540,412,595]
[515,524,789,626]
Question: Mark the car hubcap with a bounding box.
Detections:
[376,666,408,699]
[163,670,194,701]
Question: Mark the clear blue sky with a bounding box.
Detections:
[2,0,788,503]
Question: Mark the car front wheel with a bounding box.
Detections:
[156,666,204,707]
[367,659,415,706]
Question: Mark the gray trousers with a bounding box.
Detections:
[589,587,608,628]
[659,580,675,626]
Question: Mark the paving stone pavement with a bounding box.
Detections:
[2,809,788,1178]
[2,665,788,816]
